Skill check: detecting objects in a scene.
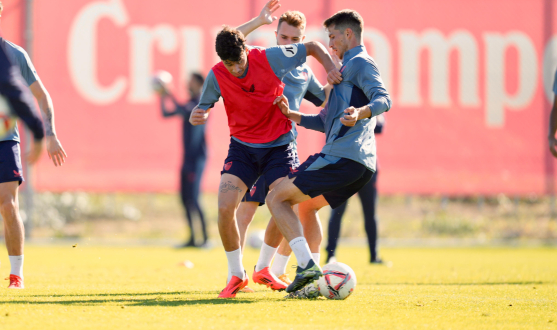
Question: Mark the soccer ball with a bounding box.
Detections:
[0,96,17,138]
[317,262,357,300]
[247,230,265,249]
[151,70,173,94]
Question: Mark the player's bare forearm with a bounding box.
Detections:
[236,0,281,37]
[38,93,55,136]
[286,111,302,125]
[304,41,342,84]
[30,81,56,136]
[357,106,372,120]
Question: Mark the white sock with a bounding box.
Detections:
[312,253,321,266]
[255,243,277,272]
[225,249,244,282]
[270,253,290,276]
[9,255,23,278]
[289,237,313,269]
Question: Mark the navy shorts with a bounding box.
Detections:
[221,138,299,195]
[242,176,268,206]
[0,141,24,185]
[242,141,300,206]
[288,153,373,209]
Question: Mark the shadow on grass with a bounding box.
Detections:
[365,281,546,286]
[0,290,281,306]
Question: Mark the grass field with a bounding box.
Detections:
[0,246,555,329]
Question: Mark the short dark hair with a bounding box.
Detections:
[215,25,246,62]
[0,2,3,11]
[191,72,204,85]
[323,10,364,39]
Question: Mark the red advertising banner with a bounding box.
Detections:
[19,0,557,195]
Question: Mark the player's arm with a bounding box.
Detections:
[0,49,44,164]
[304,70,328,108]
[304,41,342,85]
[189,70,220,126]
[549,93,557,158]
[340,59,392,127]
[274,95,326,133]
[266,42,341,85]
[159,92,185,117]
[316,52,342,106]
[29,80,67,166]
[236,0,281,37]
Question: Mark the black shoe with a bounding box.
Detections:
[370,257,384,264]
[286,259,323,293]
[175,240,197,249]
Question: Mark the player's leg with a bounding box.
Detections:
[217,173,249,298]
[325,201,348,262]
[237,177,266,251]
[217,140,259,298]
[179,165,196,247]
[358,171,381,263]
[191,157,208,246]
[269,154,374,293]
[251,177,290,290]
[252,142,299,291]
[271,198,325,280]
[237,201,259,251]
[297,196,328,263]
[0,141,25,289]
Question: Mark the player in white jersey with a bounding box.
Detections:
[0,2,67,288]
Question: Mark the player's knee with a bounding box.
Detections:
[0,197,17,217]
[217,200,236,220]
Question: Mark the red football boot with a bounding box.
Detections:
[7,275,24,289]
[252,266,287,291]
[219,274,246,298]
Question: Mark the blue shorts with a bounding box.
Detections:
[288,153,373,209]
[242,141,300,206]
[221,138,299,195]
[0,141,24,185]
[242,176,267,206]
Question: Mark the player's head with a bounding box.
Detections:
[323,10,364,59]
[275,11,306,46]
[215,26,248,78]
[188,73,204,98]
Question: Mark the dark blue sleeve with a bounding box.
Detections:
[265,44,307,80]
[0,45,44,140]
[303,68,326,107]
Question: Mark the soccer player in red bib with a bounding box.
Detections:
[189,26,340,298]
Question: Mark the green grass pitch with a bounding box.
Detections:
[0,246,555,329]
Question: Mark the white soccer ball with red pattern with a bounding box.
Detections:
[317,262,357,300]
[0,96,17,138]
[151,70,173,94]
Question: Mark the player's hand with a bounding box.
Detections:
[46,135,67,167]
[331,52,343,69]
[340,107,359,127]
[26,139,44,165]
[550,137,557,158]
[189,106,210,126]
[327,68,342,85]
[273,95,290,117]
[257,0,281,25]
